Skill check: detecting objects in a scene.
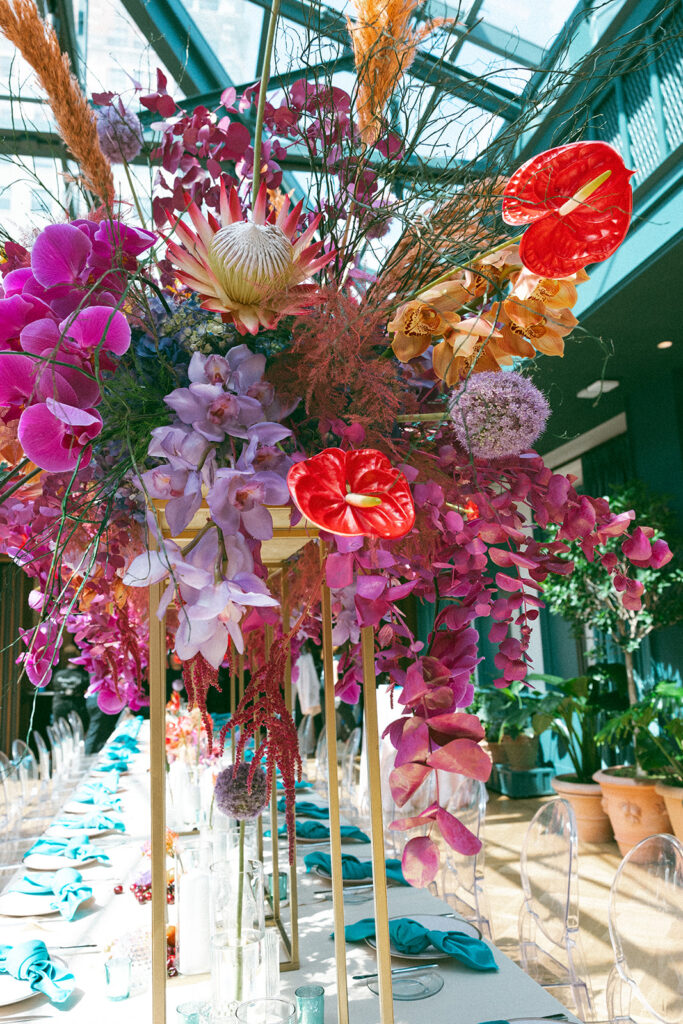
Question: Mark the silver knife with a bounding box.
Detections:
[353,963,440,980]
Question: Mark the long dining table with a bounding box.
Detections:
[0,722,580,1023]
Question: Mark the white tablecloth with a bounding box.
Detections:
[1,723,579,1023]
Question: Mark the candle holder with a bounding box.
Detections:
[175,835,211,976]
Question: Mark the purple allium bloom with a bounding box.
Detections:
[96,105,144,163]
[449,371,550,459]
[214,762,268,819]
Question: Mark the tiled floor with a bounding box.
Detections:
[483,792,625,1023]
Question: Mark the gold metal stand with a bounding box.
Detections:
[148,578,168,1024]
[362,624,394,1024]
[321,576,350,1024]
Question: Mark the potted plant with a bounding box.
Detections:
[593,680,683,852]
[542,482,683,708]
[530,663,629,842]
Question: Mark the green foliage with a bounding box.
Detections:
[596,680,683,782]
[529,662,629,783]
[469,681,556,742]
[542,482,683,653]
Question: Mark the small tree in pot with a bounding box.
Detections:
[530,663,629,841]
[541,482,683,707]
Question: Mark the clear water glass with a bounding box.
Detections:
[295,984,324,1024]
[104,955,131,1000]
[235,998,298,1024]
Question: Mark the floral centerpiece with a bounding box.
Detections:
[0,0,673,885]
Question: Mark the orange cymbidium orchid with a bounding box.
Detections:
[432,316,510,385]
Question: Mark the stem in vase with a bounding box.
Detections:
[236,817,245,1002]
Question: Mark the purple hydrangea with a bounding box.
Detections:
[450,371,550,459]
[214,762,268,819]
[96,105,143,163]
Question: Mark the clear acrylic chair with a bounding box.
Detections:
[430,775,494,940]
[340,726,362,817]
[11,738,40,807]
[67,710,86,765]
[605,832,683,1024]
[518,796,594,1022]
[313,724,327,795]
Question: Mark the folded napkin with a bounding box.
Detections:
[277,797,329,819]
[304,851,407,884]
[0,940,75,1003]
[109,735,139,752]
[11,868,92,921]
[25,836,110,864]
[52,812,124,832]
[276,780,312,791]
[344,917,498,971]
[266,821,370,842]
[76,776,119,797]
[94,758,128,772]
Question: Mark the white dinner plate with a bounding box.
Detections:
[0,891,58,916]
[63,800,117,815]
[365,913,482,960]
[23,853,100,871]
[311,865,373,887]
[0,955,67,1007]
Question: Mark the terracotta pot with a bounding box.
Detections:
[483,740,508,765]
[501,734,539,771]
[551,774,613,843]
[593,767,672,855]
[654,781,683,842]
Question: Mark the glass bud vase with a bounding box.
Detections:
[175,835,212,975]
[209,858,267,1019]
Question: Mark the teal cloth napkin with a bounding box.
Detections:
[52,812,124,832]
[11,869,92,920]
[276,780,312,791]
[76,777,119,797]
[25,836,110,864]
[0,940,75,1003]
[277,797,329,819]
[304,851,407,884]
[344,917,498,971]
[109,735,139,752]
[94,759,128,772]
[267,821,370,843]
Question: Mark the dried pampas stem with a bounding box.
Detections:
[348,0,453,145]
[0,0,115,205]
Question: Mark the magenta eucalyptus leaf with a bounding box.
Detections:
[435,808,482,855]
[426,738,492,782]
[402,836,440,887]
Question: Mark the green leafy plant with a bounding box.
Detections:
[542,482,683,706]
[470,682,554,743]
[529,663,629,783]
[595,680,683,782]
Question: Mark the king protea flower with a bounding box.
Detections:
[166,182,333,334]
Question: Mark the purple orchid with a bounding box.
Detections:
[207,467,290,540]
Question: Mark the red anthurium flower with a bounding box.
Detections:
[287,447,415,539]
[502,141,634,278]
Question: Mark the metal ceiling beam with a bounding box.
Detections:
[426,2,545,70]
[247,0,522,119]
[118,0,231,95]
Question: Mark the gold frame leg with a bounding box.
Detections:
[361,624,394,1024]
[321,579,350,1024]
[149,580,168,1024]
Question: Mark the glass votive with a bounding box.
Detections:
[176,1000,212,1023]
[104,954,131,1000]
[266,871,288,902]
[235,998,298,1024]
[295,984,324,1024]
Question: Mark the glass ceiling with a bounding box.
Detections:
[0,0,582,228]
